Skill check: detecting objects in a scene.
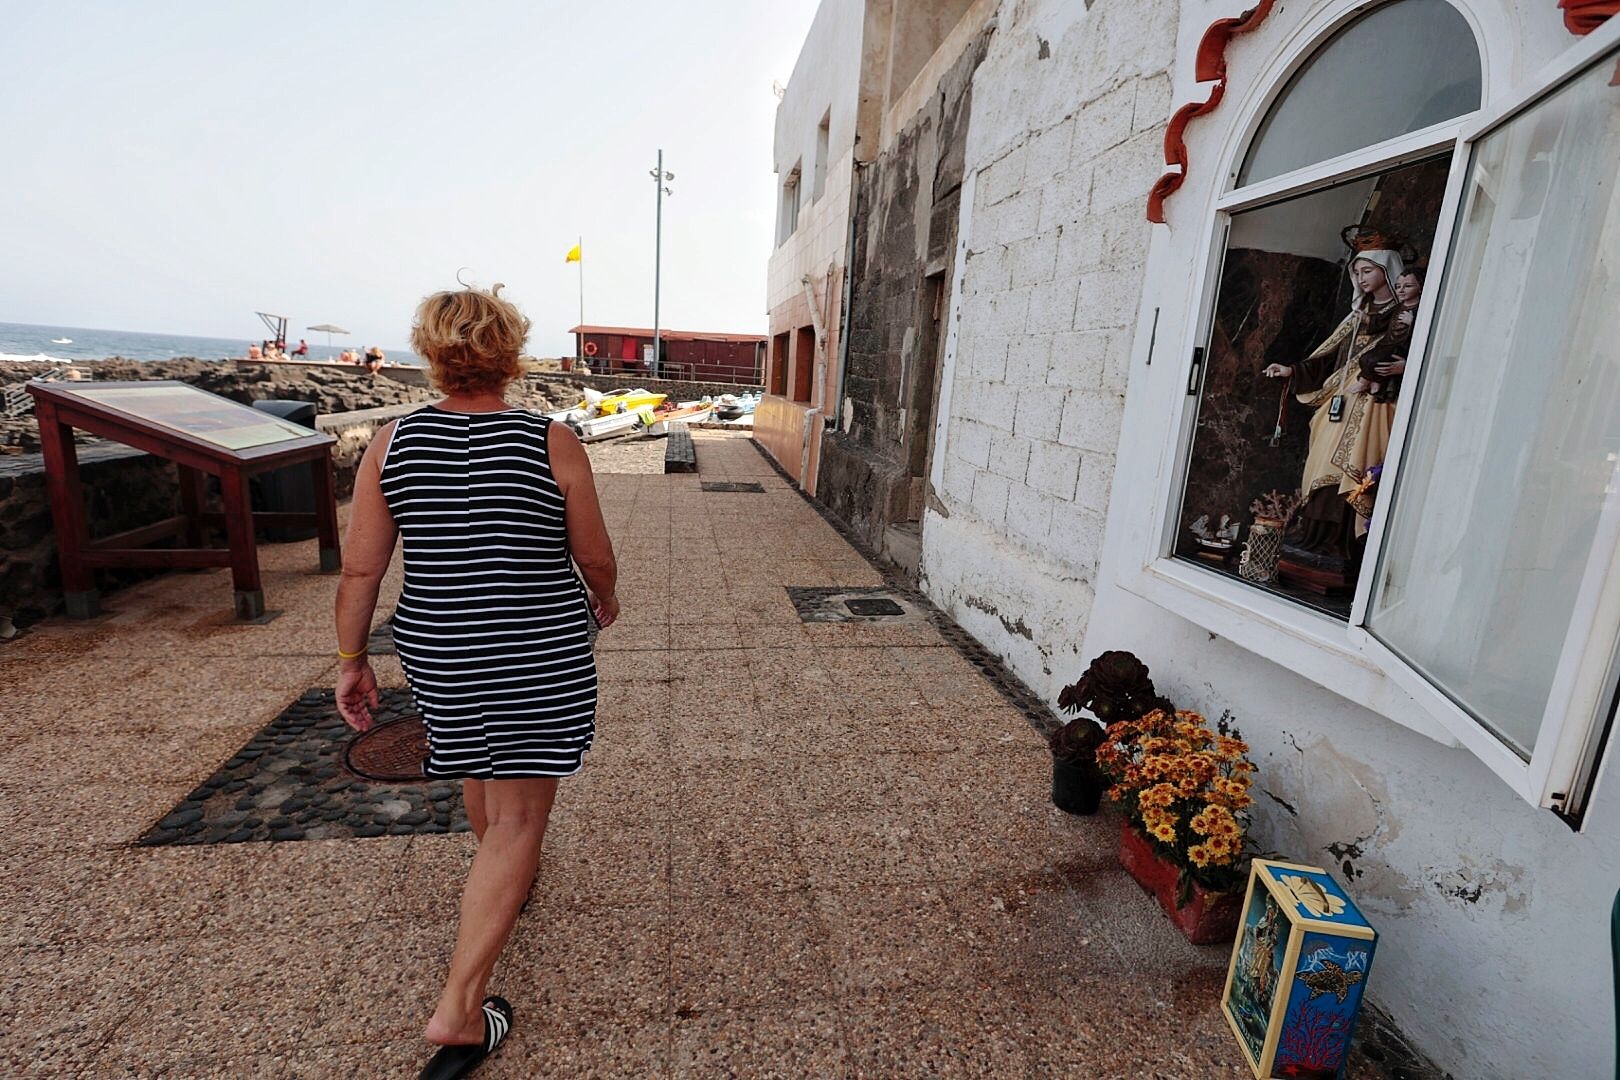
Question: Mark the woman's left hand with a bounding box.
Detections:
[337,660,381,732]
[1374,357,1406,377]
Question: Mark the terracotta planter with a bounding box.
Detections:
[1118,819,1242,945]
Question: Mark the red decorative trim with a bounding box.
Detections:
[1560,0,1620,34]
[1146,0,1276,225]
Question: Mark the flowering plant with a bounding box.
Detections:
[1050,650,1170,763]
[1095,708,1257,895]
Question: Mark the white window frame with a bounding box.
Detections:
[1117,1,1620,816]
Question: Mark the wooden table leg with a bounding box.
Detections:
[177,464,206,548]
[312,453,341,572]
[36,402,99,618]
[220,468,265,620]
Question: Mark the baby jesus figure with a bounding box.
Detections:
[1347,267,1424,402]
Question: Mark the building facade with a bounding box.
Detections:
[755,0,865,492]
[568,324,765,383]
[787,1,1620,1077]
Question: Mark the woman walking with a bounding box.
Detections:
[333,284,618,1079]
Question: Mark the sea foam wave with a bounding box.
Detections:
[0,352,76,364]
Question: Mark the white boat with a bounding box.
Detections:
[50,337,72,344]
[570,410,646,442]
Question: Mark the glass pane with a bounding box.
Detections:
[61,383,317,450]
[1368,54,1620,758]
[1175,157,1451,618]
[1239,0,1481,186]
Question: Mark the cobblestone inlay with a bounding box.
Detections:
[699,480,765,492]
[366,611,397,655]
[137,688,470,846]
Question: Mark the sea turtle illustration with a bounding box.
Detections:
[1298,960,1364,1003]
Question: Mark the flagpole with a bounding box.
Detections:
[577,234,584,363]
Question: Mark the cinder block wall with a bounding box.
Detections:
[817,23,991,560]
[923,0,1176,690]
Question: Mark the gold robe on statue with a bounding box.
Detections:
[1292,299,1402,523]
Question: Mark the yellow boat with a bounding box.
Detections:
[586,388,668,416]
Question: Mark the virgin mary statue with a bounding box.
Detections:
[1263,239,1412,571]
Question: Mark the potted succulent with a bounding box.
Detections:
[1049,651,1167,816]
[1095,707,1257,944]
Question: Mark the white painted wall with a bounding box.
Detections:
[769,0,864,314]
[922,1,1616,1077]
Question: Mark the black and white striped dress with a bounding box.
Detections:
[379,406,597,778]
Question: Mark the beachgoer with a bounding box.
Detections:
[334,283,617,1080]
[247,342,263,360]
[293,339,309,357]
[364,345,385,374]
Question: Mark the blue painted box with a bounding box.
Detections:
[1221,858,1377,1080]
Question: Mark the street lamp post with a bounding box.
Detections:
[650,149,673,376]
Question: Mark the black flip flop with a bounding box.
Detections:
[418,996,513,1080]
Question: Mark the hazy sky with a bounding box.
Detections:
[0,0,819,355]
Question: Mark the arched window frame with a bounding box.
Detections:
[1124,1,1620,821]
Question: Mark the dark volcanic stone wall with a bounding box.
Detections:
[817,26,991,559]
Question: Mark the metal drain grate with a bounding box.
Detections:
[138,688,469,846]
[701,481,766,493]
[786,586,923,623]
[845,597,905,617]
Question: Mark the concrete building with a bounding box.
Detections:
[755,0,865,492]
[787,1,1620,1077]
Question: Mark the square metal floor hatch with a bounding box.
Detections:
[785,586,923,623]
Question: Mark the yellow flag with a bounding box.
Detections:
[565,242,581,263]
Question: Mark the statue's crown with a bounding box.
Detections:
[1343,226,1404,252]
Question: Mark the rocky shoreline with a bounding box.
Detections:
[0,357,575,452]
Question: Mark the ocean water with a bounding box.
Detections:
[0,321,422,366]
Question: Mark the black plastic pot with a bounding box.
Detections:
[1051,755,1104,815]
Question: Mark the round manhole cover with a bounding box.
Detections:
[343,714,430,783]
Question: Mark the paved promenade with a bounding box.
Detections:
[0,432,1337,1078]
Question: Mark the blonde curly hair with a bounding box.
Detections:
[409,283,531,395]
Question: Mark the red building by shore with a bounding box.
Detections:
[568,324,765,385]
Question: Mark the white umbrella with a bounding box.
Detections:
[306,323,349,356]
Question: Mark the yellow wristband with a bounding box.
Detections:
[338,646,368,661]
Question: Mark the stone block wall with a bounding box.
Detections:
[817,21,990,561]
[921,0,1178,694]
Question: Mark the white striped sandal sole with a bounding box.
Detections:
[418,996,513,1080]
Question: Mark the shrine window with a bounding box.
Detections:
[1359,36,1620,820]
[1173,0,1480,618]
[1161,2,1620,819]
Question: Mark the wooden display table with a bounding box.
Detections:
[27,379,341,620]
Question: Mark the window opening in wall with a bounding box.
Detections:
[1366,50,1620,781]
[792,324,815,403]
[780,162,802,245]
[1175,155,1451,617]
[1238,0,1480,186]
[770,331,790,396]
[813,109,830,202]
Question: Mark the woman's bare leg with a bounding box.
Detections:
[462,778,488,842]
[425,776,558,1046]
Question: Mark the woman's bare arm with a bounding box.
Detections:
[334,420,400,729]
[548,422,619,626]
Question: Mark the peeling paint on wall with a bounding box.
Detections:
[964,592,1035,640]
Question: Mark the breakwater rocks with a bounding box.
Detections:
[0,357,439,451]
